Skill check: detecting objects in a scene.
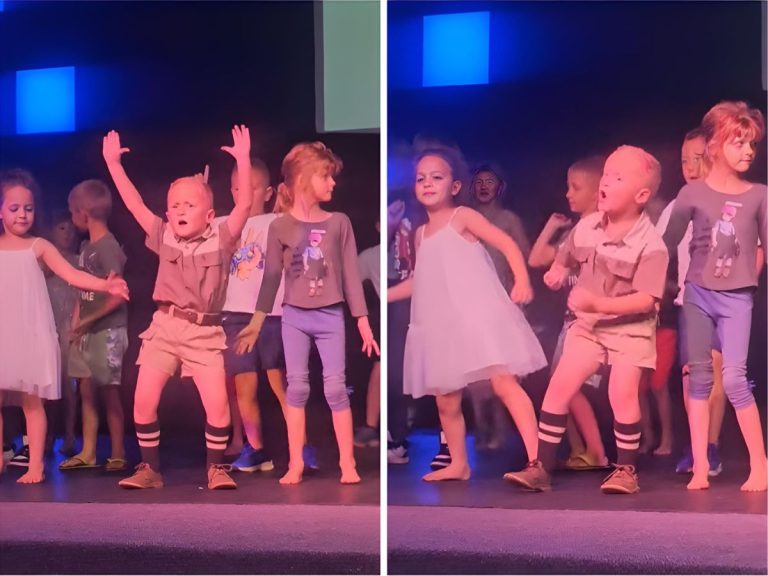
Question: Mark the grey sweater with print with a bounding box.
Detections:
[662,181,766,291]
[256,213,368,317]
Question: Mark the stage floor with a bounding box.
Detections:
[387,431,767,574]
[0,435,380,575]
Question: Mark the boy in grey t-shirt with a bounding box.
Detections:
[61,179,129,473]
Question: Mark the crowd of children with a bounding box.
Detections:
[2,100,766,496]
[388,100,767,494]
[1,126,380,489]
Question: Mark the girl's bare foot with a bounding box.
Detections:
[279,467,304,485]
[340,467,361,484]
[687,468,710,490]
[422,463,470,482]
[740,466,767,492]
[18,467,45,484]
[653,443,672,457]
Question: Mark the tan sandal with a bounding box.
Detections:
[105,458,128,472]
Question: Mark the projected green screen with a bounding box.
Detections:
[317,0,380,133]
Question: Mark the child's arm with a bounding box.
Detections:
[220,125,253,239]
[528,213,571,268]
[387,223,422,302]
[662,186,694,253]
[102,131,157,236]
[387,200,406,241]
[339,215,379,357]
[569,244,669,316]
[387,278,412,302]
[35,239,129,300]
[72,244,127,335]
[235,218,282,354]
[456,208,533,304]
[568,287,656,315]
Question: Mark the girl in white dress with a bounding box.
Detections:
[388,150,547,481]
[0,169,129,483]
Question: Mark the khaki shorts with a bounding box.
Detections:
[136,310,226,377]
[68,327,128,386]
[564,319,656,370]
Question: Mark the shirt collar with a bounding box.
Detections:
[592,211,652,249]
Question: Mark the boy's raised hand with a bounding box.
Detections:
[220,125,251,160]
[103,131,130,164]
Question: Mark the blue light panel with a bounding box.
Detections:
[16,66,75,134]
[423,12,489,87]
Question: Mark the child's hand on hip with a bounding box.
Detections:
[235,323,261,355]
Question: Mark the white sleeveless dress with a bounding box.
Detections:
[0,241,61,402]
[404,209,547,398]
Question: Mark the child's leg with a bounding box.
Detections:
[132,365,171,471]
[650,327,677,455]
[708,349,726,445]
[491,374,538,461]
[714,292,766,492]
[101,386,125,461]
[234,372,263,450]
[60,376,77,454]
[280,310,314,484]
[225,375,244,456]
[190,366,231,467]
[365,361,380,429]
[638,374,655,454]
[423,390,470,481]
[683,290,718,490]
[606,363,643,467]
[538,339,603,473]
[565,416,586,457]
[77,377,99,464]
[18,393,46,484]
[312,308,359,484]
[569,391,607,465]
[266,368,288,418]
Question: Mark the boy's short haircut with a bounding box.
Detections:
[232,157,271,185]
[569,155,606,179]
[683,127,706,142]
[169,176,215,210]
[69,179,113,221]
[613,145,662,198]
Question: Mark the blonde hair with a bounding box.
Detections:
[612,145,662,197]
[276,142,342,210]
[701,101,765,164]
[68,179,113,221]
[168,176,214,209]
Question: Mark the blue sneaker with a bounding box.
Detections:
[303,445,319,470]
[231,444,274,473]
[675,448,693,474]
[707,443,723,477]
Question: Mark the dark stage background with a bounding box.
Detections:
[0,2,380,447]
[388,1,767,453]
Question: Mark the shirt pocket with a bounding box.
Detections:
[602,257,636,297]
[158,244,182,263]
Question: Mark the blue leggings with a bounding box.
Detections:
[281,304,349,412]
[683,282,754,410]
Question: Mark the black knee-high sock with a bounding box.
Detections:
[614,420,642,466]
[205,423,231,466]
[538,411,568,472]
[136,421,161,471]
